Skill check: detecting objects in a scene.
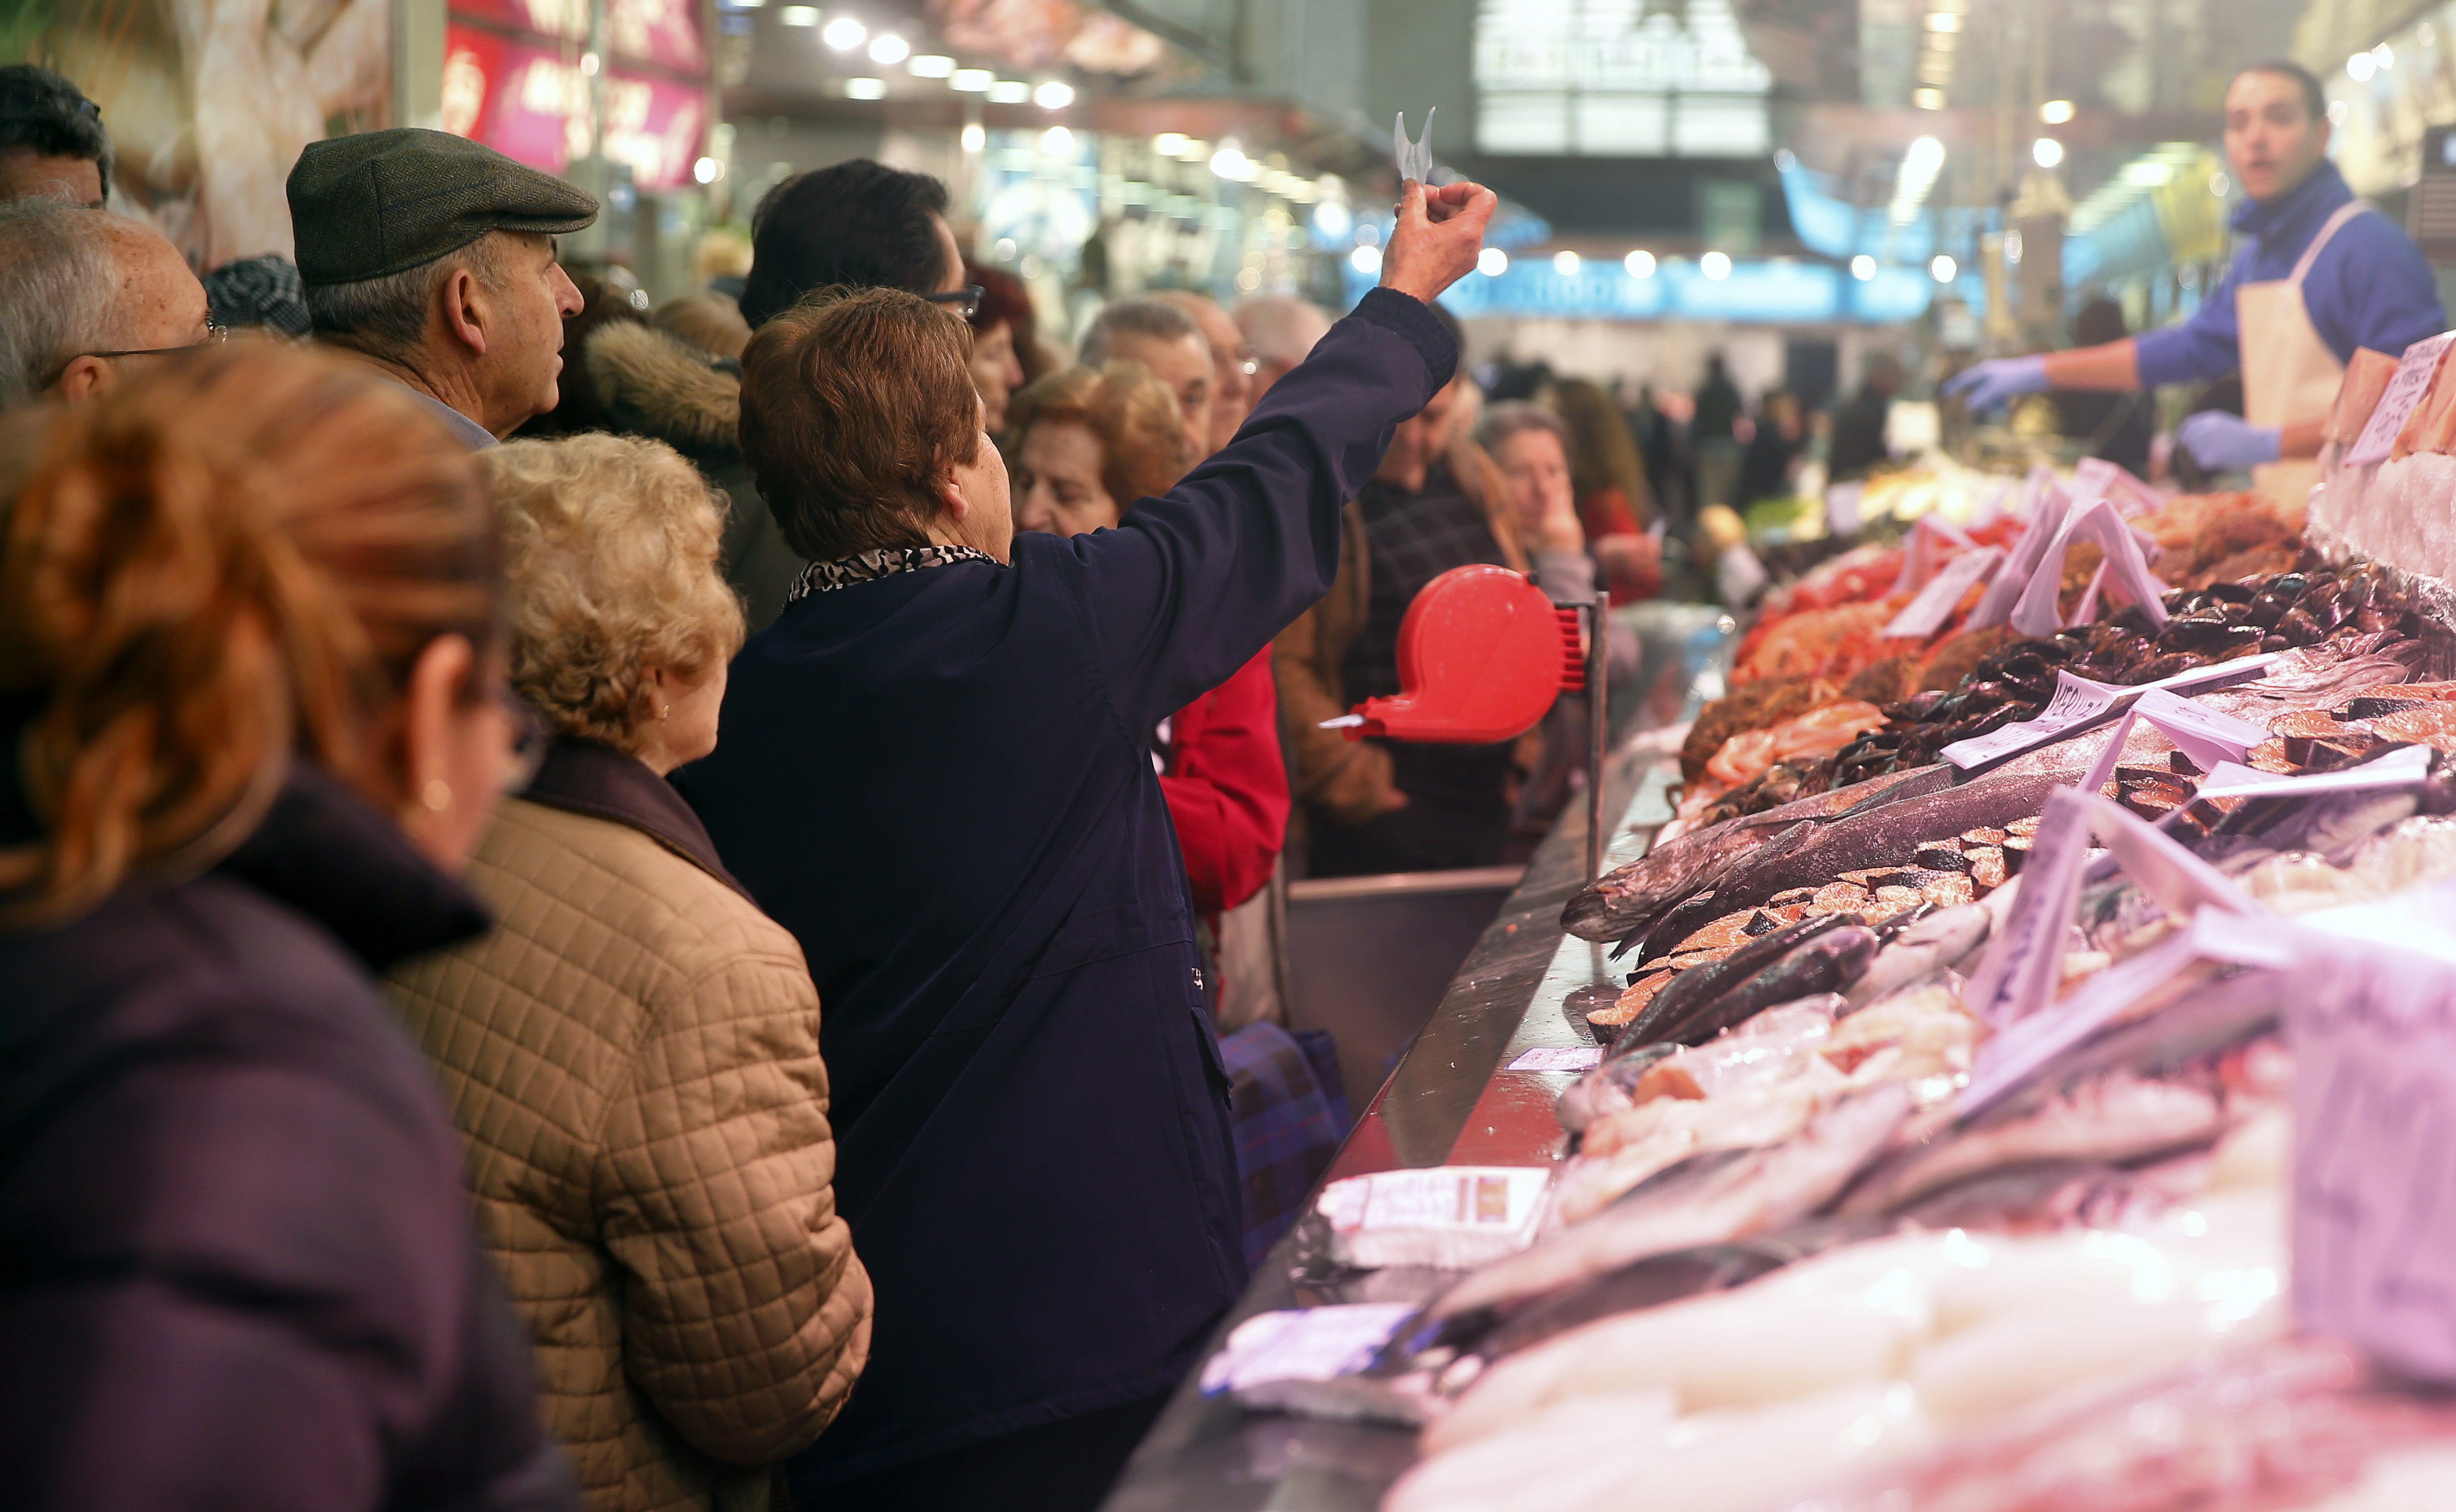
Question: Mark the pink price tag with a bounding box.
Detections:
[1962,789,2261,1032]
[2071,457,2163,516]
[2009,499,2169,638]
[2289,938,2456,1383]
[1883,544,2003,640]
[2346,332,2456,469]
[1965,489,2069,630]
[1899,513,1976,593]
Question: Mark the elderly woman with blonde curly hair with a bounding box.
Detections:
[388,432,872,1512]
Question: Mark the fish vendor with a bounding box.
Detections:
[675,180,1496,1509]
[1947,59,2446,507]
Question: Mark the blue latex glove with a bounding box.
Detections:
[2176,411,2282,471]
[1941,355,2049,414]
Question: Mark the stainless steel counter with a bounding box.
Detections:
[1102,603,1728,1510]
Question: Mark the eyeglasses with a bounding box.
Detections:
[926,285,986,320]
[47,320,228,386]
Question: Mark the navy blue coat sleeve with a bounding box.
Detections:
[1051,286,1457,730]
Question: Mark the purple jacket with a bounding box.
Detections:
[0,763,582,1512]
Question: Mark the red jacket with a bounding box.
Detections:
[1162,649,1289,916]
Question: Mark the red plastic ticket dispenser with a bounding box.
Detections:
[1339,566,1584,743]
[1330,565,1612,877]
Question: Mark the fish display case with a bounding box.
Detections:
[1103,446,2456,1509]
[1103,621,1728,1512]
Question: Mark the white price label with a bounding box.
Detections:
[1825,481,1865,537]
[1883,544,2003,640]
[1942,656,2278,773]
[1315,1166,1552,1235]
[2347,332,2456,468]
[2196,742,2434,800]
[1507,1046,1604,1073]
[2288,932,2456,1383]
[1943,669,2124,771]
[1199,1305,1416,1395]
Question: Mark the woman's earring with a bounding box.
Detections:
[421,778,454,813]
[660,703,671,723]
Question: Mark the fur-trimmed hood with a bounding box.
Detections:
[584,321,741,465]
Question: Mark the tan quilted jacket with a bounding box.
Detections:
[389,744,871,1512]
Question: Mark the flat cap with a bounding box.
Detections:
[288,128,598,286]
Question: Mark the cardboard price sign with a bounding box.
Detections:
[1899,513,1976,593]
[2347,333,2456,468]
[2289,928,2456,1383]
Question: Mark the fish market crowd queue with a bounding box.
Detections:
[0,70,1502,1512]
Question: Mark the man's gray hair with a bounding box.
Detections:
[0,198,120,408]
[1231,294,1331,368]
[306,232,508,362]
[1078,297,1202,366]
[1475,399,1570,455]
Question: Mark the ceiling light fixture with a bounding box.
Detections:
[819,14,862,46]
[1700,250,1732,279]
[1624,249,1655,277]
[844,76,886,98]
[868,32,908,64]
[1034,80,1074,109]
[908,54,954,77]
[950,68,992,91]
[2041,98,2075,124]
[1553,249,1581,274]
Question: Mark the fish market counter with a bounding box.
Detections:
[1103,721,1688,1511]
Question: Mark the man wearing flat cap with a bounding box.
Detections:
[289,127,597,446]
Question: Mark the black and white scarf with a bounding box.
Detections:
[786,544,999,603]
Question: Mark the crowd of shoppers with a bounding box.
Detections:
[0,55,1514,1512]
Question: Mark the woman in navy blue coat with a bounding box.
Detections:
[677,180,1498,1509]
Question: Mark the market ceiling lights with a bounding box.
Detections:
[987,80,1029,103]
[1034,80,1074,109]
[779,4,817,23]
[908,54,953,77]
[1700,250,1732,279]
[1478,247,1509,276]
[2032,136,2064,169]
[820,14,862,47]
[1889,135,1946,226]
[1624,249,1655,277]
[868,33,908,64]
[1913,0,1965,107]
[950,68,992,92]
[1851,253,1878,279]
[2068,142,2204,234]
[2349,43,2393,81]
[1351,244,1382,275]
[1931,254,1958,282]
[2041,99,2076,124]
[844,77,885,98]
[1553,249,1581,274]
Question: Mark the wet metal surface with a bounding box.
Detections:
[1102,606,1725,1511]
[1102,743,1678,1511]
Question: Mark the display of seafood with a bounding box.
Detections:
[1185,370,2456,1512]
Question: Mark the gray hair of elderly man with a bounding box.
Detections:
[1474,398,1570,455]
[1077,296,1202,367]
[1230,294,1331,369]
[0,198,119,407]
[304,232,510,363]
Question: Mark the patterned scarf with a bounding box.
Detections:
[786,544,999,603]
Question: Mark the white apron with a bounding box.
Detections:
[2237,199,2368,513]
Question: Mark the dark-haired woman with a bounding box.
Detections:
[0,347,579,1510]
